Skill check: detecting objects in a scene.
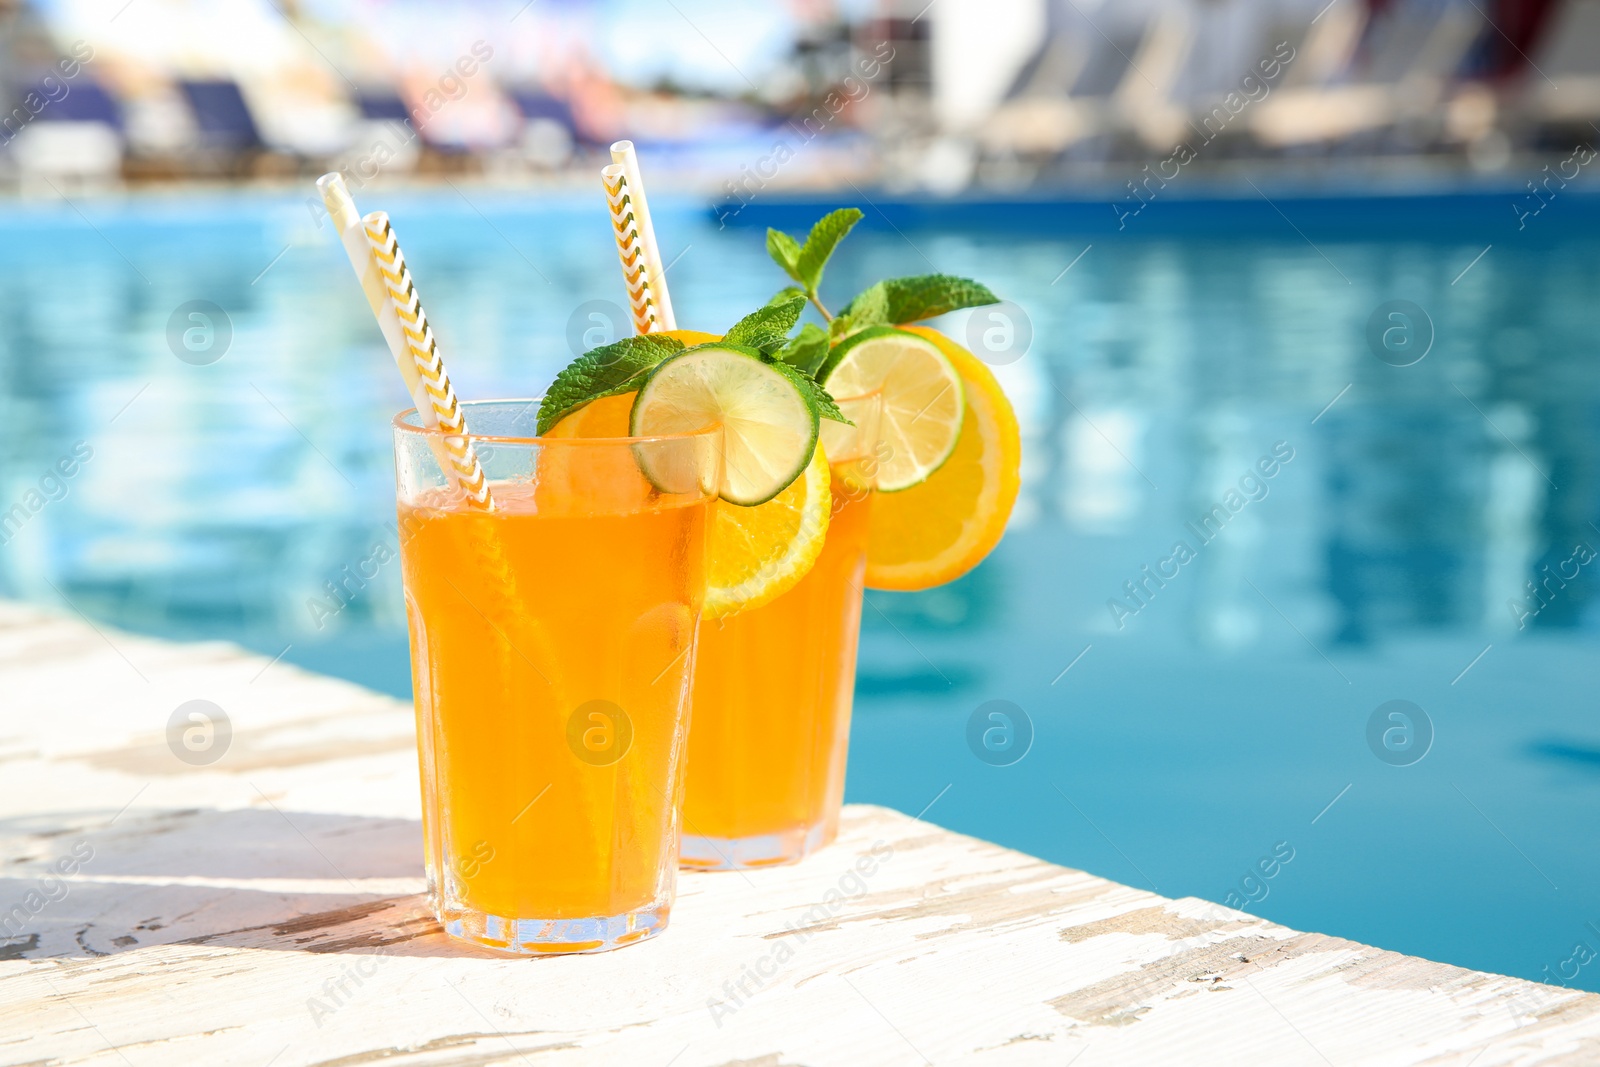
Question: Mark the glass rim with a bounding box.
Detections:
[395,392,883,446]
[391,398,724,447]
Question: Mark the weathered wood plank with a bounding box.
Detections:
[1,600,1596,1066]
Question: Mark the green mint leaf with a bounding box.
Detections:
[767,285,806,308]
[775,322,830,376]
[830,280,888,342]
[770,359,851,425]
[766,229,803,284]
[536,334,684,434]
[795,208,863,292]
[724,296,806,354]
[848,274,999,324]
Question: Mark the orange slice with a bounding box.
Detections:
[700,442,830,616]
[863,325,1021,591]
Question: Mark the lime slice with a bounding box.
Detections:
[630,344,820,506]
[820,325,964,491]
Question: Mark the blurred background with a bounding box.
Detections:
[3,0,1600,999]
[0,0,1586,192]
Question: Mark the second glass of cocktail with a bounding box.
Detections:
[681,394,882,868]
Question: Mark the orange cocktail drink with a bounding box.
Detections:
[681,395,881,868]
[394,400,719,953]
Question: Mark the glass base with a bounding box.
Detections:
[437,897,670,955]
[681,819,833,870]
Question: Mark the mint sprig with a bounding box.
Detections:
[841,273,999,325]
[766,208,999,334]
[830,280,889,343]
[795,210,861,293]
[537,334,683,434]
[775,322,830,376]
[724,296,805,355]
[765,207,863,321]
[765,230,802,281]
[539,293,848,434]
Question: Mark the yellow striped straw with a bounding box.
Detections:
[363,210,495,512]
[317,174,492,508]
[607,139,675,332]
[601,164,662,335]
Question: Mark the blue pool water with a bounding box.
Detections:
[1,186,1597,992]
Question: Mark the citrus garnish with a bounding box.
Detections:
[702,442,830,616]
[820,325,964,491]
[542,330,716,440]
[546,316,836,616]
[630,344,824,507]
[548,390,831,616]
[861,325,1020,591]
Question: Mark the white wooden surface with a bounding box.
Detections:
[1,599,1598,1066]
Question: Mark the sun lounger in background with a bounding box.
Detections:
[9,78,123,192]
[397,69,519,162]
[1248,0,1484,150]
[176,79,263,174]
[177,68,350,175]
[236,76,358,165]
[1167,2,1362,157]
[1514,0,1600,142]
[508,89,579,170]
[1115,7,1198,153]
[334,89,423,178]
[980,6,1190,164]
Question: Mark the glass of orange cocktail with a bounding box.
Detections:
[681,394,882,869]
[394,400,720,954]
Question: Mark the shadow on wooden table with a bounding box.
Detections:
[0,807,503,960]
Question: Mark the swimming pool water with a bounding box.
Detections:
[0,188,1596,992]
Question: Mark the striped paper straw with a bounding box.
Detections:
[364,211,495,512]
[601,164,662,335]
[316,177,569,696]
[317,174,410,383]
[608,139,675,332]
[317,175,482,503]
